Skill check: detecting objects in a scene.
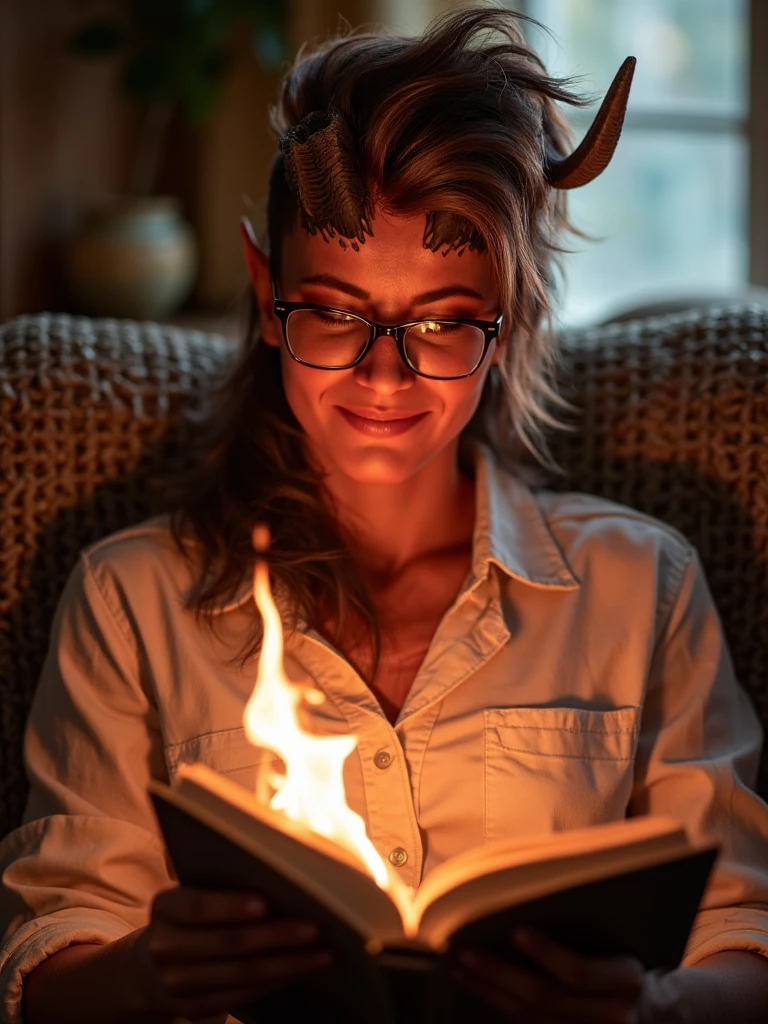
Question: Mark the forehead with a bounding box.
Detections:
[278,208,494,299]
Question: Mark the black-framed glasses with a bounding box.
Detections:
[271,280,503,381]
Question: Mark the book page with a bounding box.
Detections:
[413,816,690,946]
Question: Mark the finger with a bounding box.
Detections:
[458,949,643,1024]
[455,966,583,1024]
[163,948,333,1001]
[514,930,645,996]
[149,919,320,964]
[454,965,528,1021]
[458,948,546,1006]
[154,887,267,927]
[457,964,640,1024]
[544,987,641,1024]
[168,957,329,1024]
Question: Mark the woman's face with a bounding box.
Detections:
[257,209,502,488]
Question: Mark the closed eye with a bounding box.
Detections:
[412,321,465,336]
[304,309,360,327]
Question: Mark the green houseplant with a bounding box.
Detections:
[64,0,287,319]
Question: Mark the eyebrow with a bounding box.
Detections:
[297,273,485,305]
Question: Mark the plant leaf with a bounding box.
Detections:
[201,46,233,80]
[121,49,180,101]
[70,19,127,55]
[180,74,219,123]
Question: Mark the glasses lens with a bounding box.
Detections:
[405,322,486,378]
[286,309,369,367]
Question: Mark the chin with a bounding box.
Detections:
[331,445,429,486]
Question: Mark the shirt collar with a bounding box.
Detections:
[469,441,581,591]
[206,441,580,615]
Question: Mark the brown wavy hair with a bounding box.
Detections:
[152,6,589,682]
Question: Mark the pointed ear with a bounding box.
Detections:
[240,217,280,348]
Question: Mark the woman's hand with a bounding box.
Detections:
[132,884,332,1021]
[454,928,658,1024]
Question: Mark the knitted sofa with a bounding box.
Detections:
[1,306,767,841]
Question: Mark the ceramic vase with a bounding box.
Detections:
[65,196,198,320]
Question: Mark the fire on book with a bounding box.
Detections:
[243,523,412,909]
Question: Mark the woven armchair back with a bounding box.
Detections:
[1,307,766,839]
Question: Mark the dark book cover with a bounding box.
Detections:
[150,791,717,1024]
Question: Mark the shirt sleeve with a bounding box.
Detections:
[629,544,768,966]
[0,552,176,1024]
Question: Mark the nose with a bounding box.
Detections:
[352,332,414,393]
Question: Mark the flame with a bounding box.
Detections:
[243,525,394,891]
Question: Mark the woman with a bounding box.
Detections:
[2,7,768,1024]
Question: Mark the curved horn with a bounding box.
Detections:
[545,56,636,189]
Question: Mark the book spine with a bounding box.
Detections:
[376,948,445,1024]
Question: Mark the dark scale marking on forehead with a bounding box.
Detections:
[280,109,373,249]
[279,109,487,257]
[424,211,487,257]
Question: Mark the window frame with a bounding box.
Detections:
[512,0,766,291]
[748,0,767,287]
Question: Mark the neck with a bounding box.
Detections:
[319,442,476,582]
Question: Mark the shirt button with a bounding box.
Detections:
[388,847,408,867]
[374,749,393,769]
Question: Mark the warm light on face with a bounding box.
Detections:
[242,524,393,889]
[271,210,500,491]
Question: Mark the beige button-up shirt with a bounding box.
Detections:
[2,443,768,1023]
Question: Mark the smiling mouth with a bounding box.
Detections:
[336,407,428,435]
[338,406,425,422]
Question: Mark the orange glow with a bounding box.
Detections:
[243,525,404,897]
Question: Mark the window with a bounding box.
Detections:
[519,0,751,325]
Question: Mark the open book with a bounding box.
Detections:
[148,763,717,1024]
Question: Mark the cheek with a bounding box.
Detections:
[279,352,493,443]
[278,353,334,427]
[445,366,493,426]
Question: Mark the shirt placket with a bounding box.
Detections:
[285,571,512,889]
[393,573,512,873]
[286,630,425,890]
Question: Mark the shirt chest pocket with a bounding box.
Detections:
[483,706,640,844]
[166,726,281,795]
